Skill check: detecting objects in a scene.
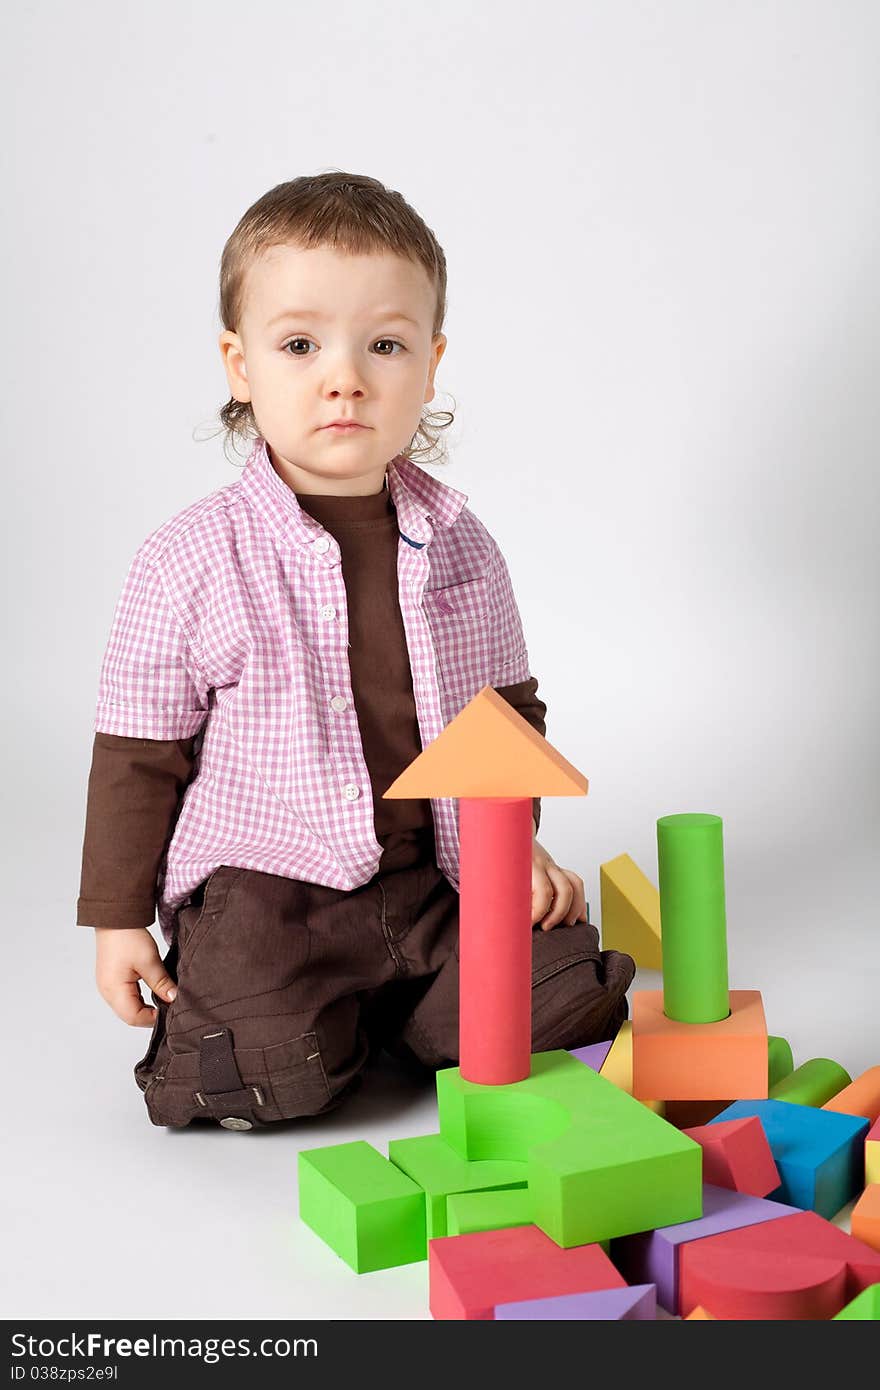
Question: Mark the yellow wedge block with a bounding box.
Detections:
[599,853,663,971]
[867,1120,880,1185]
[599,1021,664,1116]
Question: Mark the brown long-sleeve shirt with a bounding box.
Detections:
[77,484,546,929]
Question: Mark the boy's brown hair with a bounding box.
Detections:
[212,170,455,465]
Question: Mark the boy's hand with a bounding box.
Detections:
[94,926,178,1027]
[531,836,588,931]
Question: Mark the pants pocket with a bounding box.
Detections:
[263,1031,334,1120]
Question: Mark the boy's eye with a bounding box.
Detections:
[281,337,405,357]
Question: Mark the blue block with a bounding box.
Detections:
[708,1099,868,1219]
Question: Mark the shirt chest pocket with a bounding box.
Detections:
[422,571,498,696]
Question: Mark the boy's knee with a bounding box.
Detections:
[530,929,635,1053]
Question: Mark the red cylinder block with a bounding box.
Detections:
[458,796,533,1084]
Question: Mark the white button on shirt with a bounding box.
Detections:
[93,437,534,944]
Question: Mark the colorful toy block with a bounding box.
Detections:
[631,989,768,1102]
[664,1099,732,1128]
[495,1284,657,1320]
[598,1020,664,1114]
[851,1185,880,1252]
[383,684,588,802]
[664,1038,793,1129]
[447,1187,533,1236]
[570,1038,614,1072]
[677,1209,880,1320]
[657,813,729,1023]
[709,1099,870,1218]
[685,1305,716,1319]
[436,1048,701,1246]
[387,1133,527,1240]
[866,1116,880,1185]
[384,685,589,1086]
[458,796,533,1082]
[767,1034,794,1089]
[681,1116,780,1197]
[833,1283,880,1319]
[822,1065,880,1122]
[769,1057,851,1107]
[297,1141,426,1273]
[428,1223,625,1320]
[599,852,662,970]
[609,1183,800,1314]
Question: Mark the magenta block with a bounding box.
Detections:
[609,1183,802,1313]
[495,1284,656,1320]
[569,1039,614,1072]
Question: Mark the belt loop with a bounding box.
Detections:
[199,1027,245,1095]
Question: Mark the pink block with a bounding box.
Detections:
[429,1224,626,1320]
[682,1116,780,1197]
[459,797,533,1084]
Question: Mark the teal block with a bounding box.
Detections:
[436,1049,702,1247]
[388,1132,527,1239]
[297,1140,427,1273]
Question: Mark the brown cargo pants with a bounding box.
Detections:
[134,856,635,1130]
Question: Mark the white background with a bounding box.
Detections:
[3,0,878,1320]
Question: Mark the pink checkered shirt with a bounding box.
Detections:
[94,437,534,942]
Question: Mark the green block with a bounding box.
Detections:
[388,1133,527,1239]
[767,1035,794,1090]
[833,1283,880,1319]
[436,1049,702,1247]
[297,1140,427,1273]
[446,1186,533,1235]
[769,1057,851,1108]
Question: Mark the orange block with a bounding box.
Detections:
[822,1065,880,1122]
[631,990,768,1102]
[685,1305,716,1319]
[851,1185,880,1253]
[383,685,588,799]
[682,1116,780,1198]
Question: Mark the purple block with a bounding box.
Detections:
[609,1184,802,1314]
[569,1039,614,1072]
[495,1284,657,1320]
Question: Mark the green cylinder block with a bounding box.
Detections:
[769,1057,851,1108]
[657,813,729,1024]
[767,1036,794,1090]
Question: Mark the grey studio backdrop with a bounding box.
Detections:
[2,1,878,1321]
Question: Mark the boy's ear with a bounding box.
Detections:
[219,330,250,399]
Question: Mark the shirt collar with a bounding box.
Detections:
[239,436,468,551]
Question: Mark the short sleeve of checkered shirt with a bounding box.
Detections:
[93,549,212,739]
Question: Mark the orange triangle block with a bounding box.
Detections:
[383,686,589,799]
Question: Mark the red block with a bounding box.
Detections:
[459,797,533,1084]
[679,1209,880,1320]
[682,1116,780,1197]
[429,1224,626,1320]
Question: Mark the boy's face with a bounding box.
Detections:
[219,242,446,495]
